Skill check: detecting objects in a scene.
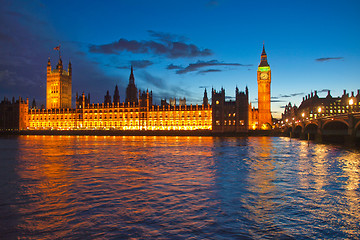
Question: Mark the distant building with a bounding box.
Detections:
[212,87,249,133]
[179,98,186,106]
[169,98,176,107]
[161,99,169,107]
[282,89,360,122]
[75,92,90,109]
[0,97,28,130]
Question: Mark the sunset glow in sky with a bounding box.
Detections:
[1,0,359,117]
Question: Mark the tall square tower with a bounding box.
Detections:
[46,58,72,109]
[257,44,272,129]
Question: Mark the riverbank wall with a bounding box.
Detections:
[0,129,285,137]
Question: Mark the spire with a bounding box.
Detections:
[129,65,135,84]
[68,60,72,75]
[259,43,269,67]
[261,42,266,56]
[104,90,111,105]
[56,57,63,70]
[113,84,120,104]
[47,57,51,66]
[203,88,209,105]
[125,66,138,103]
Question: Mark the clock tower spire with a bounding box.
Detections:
[257,44,272,129]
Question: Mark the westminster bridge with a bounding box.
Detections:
[283,112,360,146]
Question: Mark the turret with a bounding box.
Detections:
[31,98,36,109]
[203,88,208,105]
[129,65,134,84]
[82,92,85,109]
[47,58,51,74]
[68,60,72,76]
[56,57,63,71]
[104,90,111,105]
[326,90,332,99]
[113,84,120,104]
[125,66,138,104]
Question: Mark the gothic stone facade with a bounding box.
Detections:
[3,45,275,132]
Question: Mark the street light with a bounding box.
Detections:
[349,98,354,106]
[349,98,354,114]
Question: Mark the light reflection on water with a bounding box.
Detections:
[0,136,359,239]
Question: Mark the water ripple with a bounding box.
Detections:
[0,136,359,239]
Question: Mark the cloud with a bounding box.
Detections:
[140,71,166,89]
[4,10,48,26]
[109,60,153,70]
[130,60,153,69]
[0,69,16,85]
[317,89,330,93]
[315,57,343,62]
[148,30,188,43]
[137,71,199,103]
[271,99,286,103]
[277,92,304,98]
[171,60,252,74]
[198,69,222,74]
[166,64,183,70]
[198,86,209,89]
[89,31,212,59]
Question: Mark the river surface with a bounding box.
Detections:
[0,136,359,239]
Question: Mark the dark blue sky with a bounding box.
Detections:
[1,0,359,117]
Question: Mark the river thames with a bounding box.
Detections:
[0,136,359,239]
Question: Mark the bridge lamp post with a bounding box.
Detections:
[317,107,322,117]
[349,98,354,114]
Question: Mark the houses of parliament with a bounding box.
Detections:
[0,46,273,132]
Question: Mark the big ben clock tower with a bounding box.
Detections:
[257,44,272,129]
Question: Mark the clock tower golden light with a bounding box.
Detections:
[257,44,272,129]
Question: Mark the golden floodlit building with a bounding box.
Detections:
[1,46,272,132]
[27,61,213,131]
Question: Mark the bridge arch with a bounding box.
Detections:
[293,125,303,138]
[323,120,349,130]
[355,121,360,139]
[323,119,349,129]
[304,123,318,140]
[354,120,360,131]
[284,126,293,137]
[322,120,349,143]
[305,122,319,128]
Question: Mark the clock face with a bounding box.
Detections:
[260,72,268,80]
